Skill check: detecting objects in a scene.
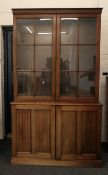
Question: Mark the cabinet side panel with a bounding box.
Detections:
[16,109,31,152]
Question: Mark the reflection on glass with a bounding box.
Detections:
[61,18,78,44]
[17,46,34,70]
[35,71,52,96]
[18,71,34,96]
[79,18,96,44]
[17,19,35,45]
[79,46,96,71]
[35,46,52,71]
[35,19,52,44]
[61,46,78,71]
[17,18,52,45]
[60,72,77,96]
[79,72,95,96]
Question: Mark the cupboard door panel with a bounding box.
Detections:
[61,111,77,154]
[31,106,55,159]
[81,111,97,154]
[33,110,51,153]
[56,106,77,160]
[16,109,31,152]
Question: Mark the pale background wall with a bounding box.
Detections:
[0,0,108,141]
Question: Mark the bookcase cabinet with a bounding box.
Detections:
[11,8,102,167]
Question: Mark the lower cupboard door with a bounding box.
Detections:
[56,106,100,160]
[15,105,55,159]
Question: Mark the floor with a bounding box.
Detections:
[0,137,108,175]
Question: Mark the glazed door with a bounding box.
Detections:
[56,15,98,101]
[14,15,56,100]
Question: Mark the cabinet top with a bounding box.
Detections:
[12,8,103,15]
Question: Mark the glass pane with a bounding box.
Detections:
[17,18,52,45]
[18,71,34,96]
[17,46,34,70]
[17,19,35,45]
[35,71,52,96]
[60,71,77,96]
[79,72,95,96]
[35,46,52,71]
[79,18,96,44]
[61,18,78,44]
[79,46,96,71]
[35,18,52,44]
[61,46,78,71]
